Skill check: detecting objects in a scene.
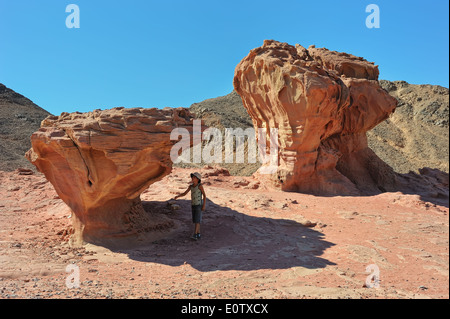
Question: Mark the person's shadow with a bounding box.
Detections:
[115,198,336,272]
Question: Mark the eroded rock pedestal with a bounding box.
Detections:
[26,107,197,245]
[234,40,398,195]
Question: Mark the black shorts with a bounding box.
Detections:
[191,205,202,223]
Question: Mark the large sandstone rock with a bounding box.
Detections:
[26,107,198,244]
[233,40,398,195]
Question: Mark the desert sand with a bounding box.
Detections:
[1,166,448,299]
[1,40,448,301]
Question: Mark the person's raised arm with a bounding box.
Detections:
[173,186,190,200]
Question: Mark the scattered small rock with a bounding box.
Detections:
[16,168,34,176]
[301,220,317,228]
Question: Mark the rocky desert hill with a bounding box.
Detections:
[371,80,449,174]
[188,81,449,176]
[0,83,51,171]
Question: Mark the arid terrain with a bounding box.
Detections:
[0,166,448,299]
[0,83,51,172]
[0,68,449,300]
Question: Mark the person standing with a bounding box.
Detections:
[172,172,206,240]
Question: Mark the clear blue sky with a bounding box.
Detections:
[0,0,448,115]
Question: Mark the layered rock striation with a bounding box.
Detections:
[26,107,197,244]
[234,40,398,195]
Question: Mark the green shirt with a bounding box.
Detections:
[190,183,203,206]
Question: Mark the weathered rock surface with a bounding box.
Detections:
[26,107,198,244]
[234,40,398,195]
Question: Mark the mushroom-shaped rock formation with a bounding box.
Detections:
[26,107,198,245]
[234,40,398,195]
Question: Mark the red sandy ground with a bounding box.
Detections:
[0,167,448,299]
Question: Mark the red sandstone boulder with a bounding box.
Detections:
[233,40,398,195]
[26,107,198,244]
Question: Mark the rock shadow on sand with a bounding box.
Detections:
[114,199,336,273]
